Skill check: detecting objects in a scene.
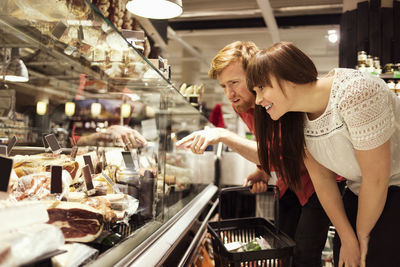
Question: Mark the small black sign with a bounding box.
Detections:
[122,151,135,170]
[0,156,13,192]
[7,136,17,155]
[83,155,95,175]
[70,146,78,161]
[50,165,63,194]
[82,165,95,194]
[45,134,62,154]
[42,134,50,149]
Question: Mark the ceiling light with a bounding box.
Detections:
[65,102,75,116]
[126,0,183,19]
[91,102,102,117]
[327,30,339,44]
[121,103,131,118]
[0,48,29,82]
[36,101,47,115]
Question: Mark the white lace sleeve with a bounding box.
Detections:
[338,75,395,150]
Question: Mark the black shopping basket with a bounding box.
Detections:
[208,185,295,267]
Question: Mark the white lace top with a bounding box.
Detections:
[304,68,400,194]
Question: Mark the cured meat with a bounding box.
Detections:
[47,202,104,243]
[80,196,117,223]
[45,161,79,180]
[10,171,72,201]
[13,154,80,179]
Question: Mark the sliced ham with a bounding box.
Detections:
[46,201,104,243]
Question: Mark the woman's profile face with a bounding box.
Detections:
[253,75,292,120]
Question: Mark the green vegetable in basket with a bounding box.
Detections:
[244,240,262,251]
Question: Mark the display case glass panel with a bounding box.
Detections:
[0,0,214,265]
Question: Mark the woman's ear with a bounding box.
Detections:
[288,81,297,88]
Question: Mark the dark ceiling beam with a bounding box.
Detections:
[169,14,341,31]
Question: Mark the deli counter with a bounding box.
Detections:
[0,1,217,266]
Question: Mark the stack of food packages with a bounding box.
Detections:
[0,148,158,267]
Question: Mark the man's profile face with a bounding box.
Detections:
[217,61,255,113]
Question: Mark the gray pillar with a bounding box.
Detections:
[181,49,201,85]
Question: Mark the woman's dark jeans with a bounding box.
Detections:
[279,190,331,267]
[333,186,400,267]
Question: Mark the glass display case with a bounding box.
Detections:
[0,1,217,266]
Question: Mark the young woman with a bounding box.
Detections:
[246,41,400,267]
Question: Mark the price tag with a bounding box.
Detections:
[101,171,115,187]
[70,146,78,161]
[7,136,17,156]
[45,134,62,154]
[121,151,135,170]
[158,56,165,72]
[42,134,50,152]
[0,145,7,156]
[78,25,84,42]
[51,21,67,39]
[101,150,107,170]
[83,155,95,174]
[394,71,400,79]
[50,165,63,194]
[0,156,13,192]
[82,165,95,196]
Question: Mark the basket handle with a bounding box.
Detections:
[217,185,251,234]
[217,185,281,233]
[219,185,252,193]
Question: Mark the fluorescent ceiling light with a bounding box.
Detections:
[126,0,183,19]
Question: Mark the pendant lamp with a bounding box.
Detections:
[126,0,183,19]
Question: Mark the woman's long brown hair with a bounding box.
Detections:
[246,42,318,191]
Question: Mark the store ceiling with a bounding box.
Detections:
[165,0,342,114]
